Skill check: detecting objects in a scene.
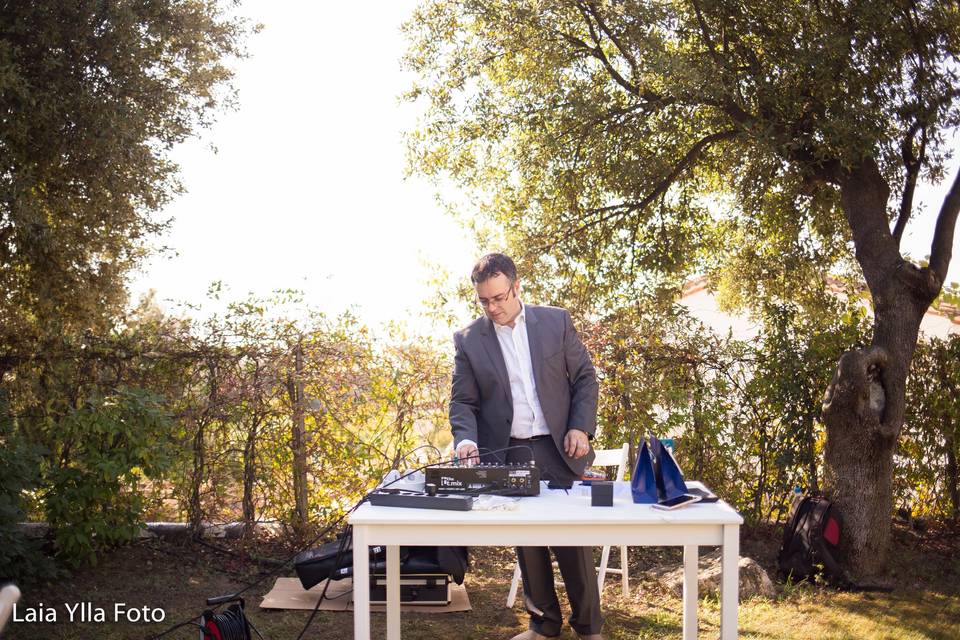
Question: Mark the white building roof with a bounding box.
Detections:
[679,276,960,341]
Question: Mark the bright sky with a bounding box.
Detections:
[128,1,478,332]
[127,1,960,332]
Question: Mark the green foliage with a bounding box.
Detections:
[100,291,454,542]
[931,281,960,312]
[403,0,960,532]
[0,393,57,583]
[580,286,871,522]
[901,333,960,519]
[0,1,254,569]
[581,300,747,500]
[0,1,252,351]
[404,0,960,304]
[741,298,870,519]
[0,282,950,579]
[42,388,173,568]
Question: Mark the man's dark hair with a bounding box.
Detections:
[471,253,517,284]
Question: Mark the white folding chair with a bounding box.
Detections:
[505,443,631,607]
[592,443,630,595]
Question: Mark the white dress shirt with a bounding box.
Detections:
[494,302,550,439]
[458,302,550,455]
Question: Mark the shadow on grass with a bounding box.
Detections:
[823,589,960,640]
[603,607,680,640]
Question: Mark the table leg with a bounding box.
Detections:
[720,524,739,640]
[682,545,698,640]
[352,526,370,640]
[387,545,401,640]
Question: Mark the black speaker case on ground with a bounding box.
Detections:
[294,538,385,590]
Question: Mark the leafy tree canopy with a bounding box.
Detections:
[404,0,960,312]
[0,1,252,347]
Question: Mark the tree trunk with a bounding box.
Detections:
[188,417,206,539]
[822,342,900,581]
[756,419,766,522]
[822,158,935,581]
[241,416,259,537]
[189,359,217,539]
[286,342,309,534]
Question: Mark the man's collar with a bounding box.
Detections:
[494,301,525,331]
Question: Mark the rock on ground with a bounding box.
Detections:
[653,549,775,600]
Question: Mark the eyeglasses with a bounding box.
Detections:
[476,284,515,308]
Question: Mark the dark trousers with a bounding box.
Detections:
[507,437,603,637]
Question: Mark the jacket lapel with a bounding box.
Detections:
[525,305,546,394]
[480,316,512,402]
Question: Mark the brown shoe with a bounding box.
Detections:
[508,631,554,640]
[577,635,605,640]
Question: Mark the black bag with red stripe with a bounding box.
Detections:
[777,494,846,585]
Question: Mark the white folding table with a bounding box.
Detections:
[350,481,742,640]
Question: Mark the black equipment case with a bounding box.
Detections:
[369,573,451,605]
[294,535,469,605]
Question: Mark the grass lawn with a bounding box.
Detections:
[6,523,958,640]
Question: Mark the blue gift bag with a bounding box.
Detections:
[649,435,688,501]
[631,439,658,503]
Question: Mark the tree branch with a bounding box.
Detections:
[690,0,724,69]
[583,1,639,78]
[684,0,760,131]
[569,2,641,96]
[929,167,960,285]
[554,28,639,96]
[555,100,675,149]
[538,129,739,251]
[893,122,926,246]
[839,156,898,289]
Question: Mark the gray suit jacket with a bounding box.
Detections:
[449,304,599,476]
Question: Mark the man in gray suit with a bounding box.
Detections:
[450,253,604,640]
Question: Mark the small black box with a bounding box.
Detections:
[591,481,614,506]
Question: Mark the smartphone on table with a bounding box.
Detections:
[651,494,702,510]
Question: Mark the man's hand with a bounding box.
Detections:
[456,442,480,467]
[564,428,591,459]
